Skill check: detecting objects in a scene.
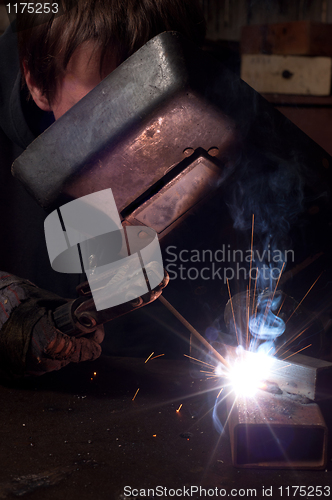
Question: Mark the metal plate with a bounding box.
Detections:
[227,390,327,469]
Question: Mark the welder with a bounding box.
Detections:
[0,0,206,379]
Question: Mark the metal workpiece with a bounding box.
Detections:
[218,342,332,401]
[227,389,327,469]
[266,353,332,401]
[213,342,331,468]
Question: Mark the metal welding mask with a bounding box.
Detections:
[12,32,331,249]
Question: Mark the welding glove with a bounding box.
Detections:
[0,271,104,379]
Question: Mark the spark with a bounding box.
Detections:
[183,354,215,369]
[252,272,258,317]
[246,284,250,350]
[216,387,224,399]
[286,273,322,324]
[275,327,309,356]
[247,214,255,348]
[176,404,183,413]
[145,352,154,364]
[282,344,312,360]
[274,363,292,370]
[249,214,255,285]
[253,289,259,323]
[273,261,285,297]
[275,294,286,319]
[93,372,97,376]
[280,252,323,285]
[226,279,240,346]
[153,435,157,437]
[150,354,165,361]
[159,295,230,370]
[132,388,140,401]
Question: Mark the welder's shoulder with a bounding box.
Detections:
[0,24,19,103]
[0,24,24,153]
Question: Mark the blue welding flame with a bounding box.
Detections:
[212,277,286,435]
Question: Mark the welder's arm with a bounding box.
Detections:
[0,271,104,379]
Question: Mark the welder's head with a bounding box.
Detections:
[17,0,206,119]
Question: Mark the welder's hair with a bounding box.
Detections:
[17,0,206,104]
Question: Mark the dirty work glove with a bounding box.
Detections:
[0,272,104,379]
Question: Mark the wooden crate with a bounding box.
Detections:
[241,54,332,96]
[241,21,332,57]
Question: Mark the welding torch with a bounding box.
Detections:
[52,261,169,336]
[52,263,230,371]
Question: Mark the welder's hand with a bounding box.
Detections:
[25,315,105,376]
[0,271,104,379]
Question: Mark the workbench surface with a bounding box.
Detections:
[0,357,331,499]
